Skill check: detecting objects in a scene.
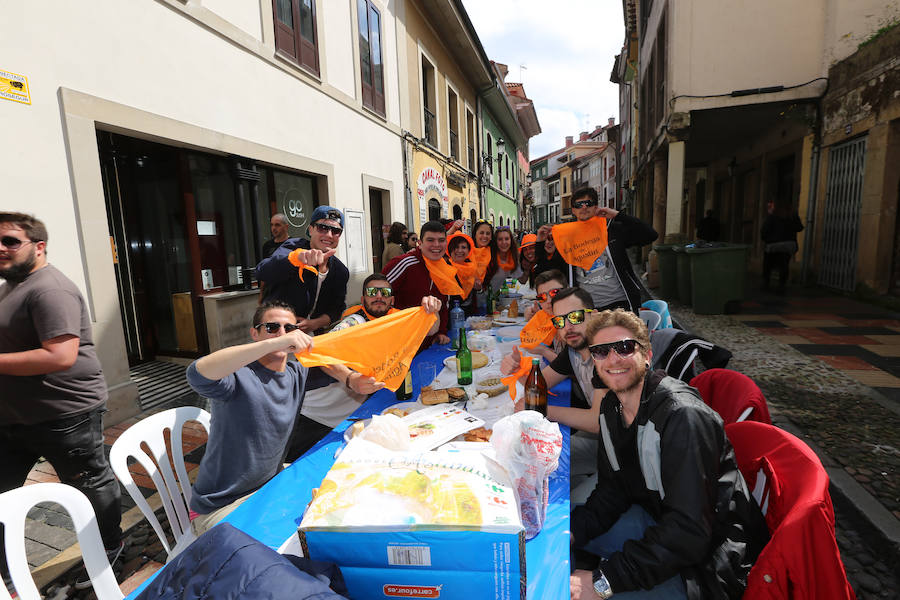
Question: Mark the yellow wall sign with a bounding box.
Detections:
[0,69,31,105]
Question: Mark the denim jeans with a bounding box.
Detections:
[0,408,122,563]
[582,505,687,600]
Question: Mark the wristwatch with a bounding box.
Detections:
[592,568,613,598]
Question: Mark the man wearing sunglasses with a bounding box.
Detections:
[568,309,767,600]
[256,206,349,334]
[286,274,442,459]
[0,213,124,582]
[383,221,453,347]
[535,186,657,314]
[187,300,382,532]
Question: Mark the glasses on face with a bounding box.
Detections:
[0,236,33,250]
[254,322,301,334]
[588,339,643,360]
[313,222,343,236]
[364,286,393,297]
[551,309,595,329]
[535,288,563,303]
[573,199,598,209]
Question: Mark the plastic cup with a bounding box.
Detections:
[417,363,437,388]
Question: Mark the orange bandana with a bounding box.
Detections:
[551,217,609,271]
[518,310,556,349]
[341,304,400,320]
[500,348,532,401]
[471,246,492,280]
[294,306,436,391]
[423,255,464,296]
[288,249,319,281]
[498,252,515,272]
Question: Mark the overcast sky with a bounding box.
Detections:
[461,0,624,159]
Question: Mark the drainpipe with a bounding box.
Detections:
[801,79,828,284]
[401,133,414,227]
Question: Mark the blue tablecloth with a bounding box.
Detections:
[128,344,571,599]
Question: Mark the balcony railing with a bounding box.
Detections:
[449,129,459,161]
[424,107,436,146]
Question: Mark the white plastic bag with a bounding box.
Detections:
[490,411,562,539]
[359,414,411,450]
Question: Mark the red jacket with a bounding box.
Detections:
[690,368,772,425]
[725,421,856,600]
[382,248,449,341]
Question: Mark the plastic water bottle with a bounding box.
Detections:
[449,300,465,349]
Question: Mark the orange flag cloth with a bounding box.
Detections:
[294,306,436,391]
[518,310,556,350]
[471,246,492,281]
[423,255,464,296]
[287,249,320,282]
[446,233,477,297]
[551,216,609,271]
[500,348,532,401]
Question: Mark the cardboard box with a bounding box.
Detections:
[298,440,525,599]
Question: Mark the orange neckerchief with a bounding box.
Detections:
[519,310,556,349]
[341,304,399,320]
[422,254,464,296]
[288,249,319,281]
[498,252,515,272]
[446,233,476,297]
[471,246,492,280]
[551,216,609,271]
[294,306,436,391]
[501,348,532,401]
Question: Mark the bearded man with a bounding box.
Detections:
[567,309,768,600]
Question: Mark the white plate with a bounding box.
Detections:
[380,401,425,417]
[492,317,525,327]
[495,325,524,340]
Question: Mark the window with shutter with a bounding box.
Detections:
[273,0,319,76]
[358,0,385,116]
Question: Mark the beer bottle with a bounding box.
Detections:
[456,328,472,385]
[524,358,548,416]
[486,284,494,315]
[396,368,413,401]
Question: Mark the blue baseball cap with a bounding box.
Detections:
[310,206,344,228]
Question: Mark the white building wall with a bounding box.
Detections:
[0,0,405,421]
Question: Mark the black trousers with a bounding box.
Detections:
[283,413,334,464]
[0,408,123,567]
[762,251,791,289]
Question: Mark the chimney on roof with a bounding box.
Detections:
[608,117,615,127]
[579,131,589,141]
[565,136,574,147]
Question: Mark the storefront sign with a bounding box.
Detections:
[416,167,448,224]
[0,69,30,105]
[282,187,311,230]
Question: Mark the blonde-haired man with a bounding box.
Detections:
[568,309,767,600]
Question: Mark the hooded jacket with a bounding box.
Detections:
[572,371,769,599]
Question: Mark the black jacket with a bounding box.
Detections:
[572,372,768,599]
[256,237,349,326]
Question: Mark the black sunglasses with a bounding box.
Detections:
[588,339,643,360]
[364,286,393,297]
[254,322,301,334]
[0,236,33,250]
[313,222,343,236]
[551,309,595,329]
[573,199,598,209]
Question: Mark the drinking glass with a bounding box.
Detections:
[417,363,437,389]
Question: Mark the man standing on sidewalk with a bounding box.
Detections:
[0,213,123,584]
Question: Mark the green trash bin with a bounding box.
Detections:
[673,245,692,307]
[685,244,750,314]
[653,244,679,301]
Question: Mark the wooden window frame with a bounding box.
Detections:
[358,0,385,116]
[273,0,320,76]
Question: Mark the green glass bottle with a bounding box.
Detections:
[456,328,472,385]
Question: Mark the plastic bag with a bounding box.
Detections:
[490,411,562,539]
[359,414,411,451]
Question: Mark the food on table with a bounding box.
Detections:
[420,387,450,405]
[383,407,410,418]
[348,420,366,438]
[508,299,518,318]
[471,351,489,369]
[470,317,493,330]
[447,387,466,400]
[463,426,492,442]
[476,377,507,397]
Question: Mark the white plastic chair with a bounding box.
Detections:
[109,406,210,563]
[0,483,123,600]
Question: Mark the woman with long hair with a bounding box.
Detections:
[382,221,408,265]
[533,229,569,282]
[445,232,477,312]
[484,226,525,290]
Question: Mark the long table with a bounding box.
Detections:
[128,343,572,599]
